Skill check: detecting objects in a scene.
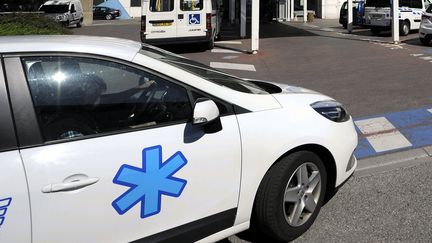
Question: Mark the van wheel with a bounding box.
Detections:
[106,14,113,20]
[252,151,327,241]
[400,20,410,36]
[207,34,215,50]
[77,18,83,28]
[371,28,380,35]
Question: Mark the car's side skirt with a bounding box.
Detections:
[133,208,237,243]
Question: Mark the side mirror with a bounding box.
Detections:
[192,98,220,125]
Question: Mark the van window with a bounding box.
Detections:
[150,0,174,12]
[400,0,422,7]
[40,4,69,13]
[70,4,75,12]
[180,0,203,11]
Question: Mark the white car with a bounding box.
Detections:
[0,36,357,242]
[420,4,432,45]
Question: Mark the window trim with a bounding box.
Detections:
[7,52,234,149]
[0,57,18,152]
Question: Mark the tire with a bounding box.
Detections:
[207,31,215,50]
[252,151,327,242]
[105,14,113,20]
[400,21,410,36]
[77,18,83,28]
[420,37,430,46]
[371,28,380,35]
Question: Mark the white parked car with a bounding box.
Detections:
[0,36,357,242]
[420,4,432,45]
[39,0,84,27]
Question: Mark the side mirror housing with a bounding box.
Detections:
[192,98,220,126]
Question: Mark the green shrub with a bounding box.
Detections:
[0,13,71,35]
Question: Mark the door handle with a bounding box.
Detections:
[42,177,99,193]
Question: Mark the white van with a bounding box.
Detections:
[40,0,84,28]
[141,0,221,49]
[364,0,431,36]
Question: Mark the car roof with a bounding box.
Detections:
[0,35,142,61]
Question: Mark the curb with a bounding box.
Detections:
[355,145,432,177]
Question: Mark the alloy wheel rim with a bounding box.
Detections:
[283,162,321,227]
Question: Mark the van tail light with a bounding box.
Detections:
[206,13,211,30]
[141,15,146,33]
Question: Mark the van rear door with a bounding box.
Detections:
[177,0,207,38]
[146,0,177,40]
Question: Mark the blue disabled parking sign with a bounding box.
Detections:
[189,14,201,25]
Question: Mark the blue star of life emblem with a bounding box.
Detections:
[112,145,188,218]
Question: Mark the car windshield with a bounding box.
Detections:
[365,0,390,7]
[140,45,268,94]
[40,4,69,13]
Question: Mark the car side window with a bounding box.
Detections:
[22,56,192,142]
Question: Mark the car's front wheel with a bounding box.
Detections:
[106,14,113,20]
[252,151,327,241]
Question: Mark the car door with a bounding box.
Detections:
[177,0,207,38]
[4,54,241,243]
[146,0,178,40]
[93,7,101,19]
[0,58,31,242]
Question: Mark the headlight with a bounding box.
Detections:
[310,100,350,122]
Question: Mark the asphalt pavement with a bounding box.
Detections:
[73,19,432,242]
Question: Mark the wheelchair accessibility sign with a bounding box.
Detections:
[188,14,201,25]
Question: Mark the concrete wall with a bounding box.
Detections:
[81,0,94,25]
[118,0,141,18]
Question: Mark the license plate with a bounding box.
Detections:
[153,22,172,27]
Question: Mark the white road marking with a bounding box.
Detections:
[211,48,241,54]
[321,28,336,32]
[215,41,242,45]
[428,109,432,113]
[355,117,412,153]
[420,56,432,60]
[222,55,239,60]
[410,54,424,57]
[210,62,256,71]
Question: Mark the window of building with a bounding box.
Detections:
[131,0,141,7]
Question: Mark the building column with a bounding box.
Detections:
[287,0,291,21]
[240,0,246,37]
[392,0,399,43]
[80,0,93,26]
[303,0,307,23]
[229,0,235,24]
[347,0,353,33]
[251,0,259,52]
[291,0,294,21]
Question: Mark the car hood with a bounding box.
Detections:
[246,79,334,108]
[246,79,321,95]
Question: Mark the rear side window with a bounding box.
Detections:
[150,0,174,12]
[22,56,192,142]
[180,0,203,11]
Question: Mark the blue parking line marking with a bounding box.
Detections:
[354,107,432,159]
